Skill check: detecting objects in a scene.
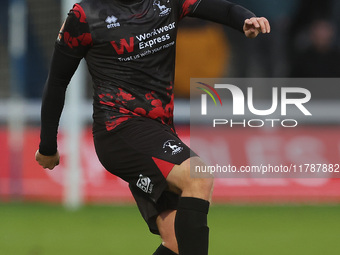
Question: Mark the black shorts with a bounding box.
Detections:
[93,117,195,234]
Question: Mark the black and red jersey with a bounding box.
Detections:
[39,0,255,155]
[58,0,201,132]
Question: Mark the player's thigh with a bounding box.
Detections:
[94,117,191,180]
[93,117,192,233]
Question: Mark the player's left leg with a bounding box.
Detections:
[153,210,178,254]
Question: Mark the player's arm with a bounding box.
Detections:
[36,4,92,170]
[189,0,270,38]
[36,47,81,170]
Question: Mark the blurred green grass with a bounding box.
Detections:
[0,203,339,255]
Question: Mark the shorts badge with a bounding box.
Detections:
[163,140,183,155]
[136,174,153,194]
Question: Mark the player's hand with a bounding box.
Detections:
[243,17,270,38]
[35,150,60,170]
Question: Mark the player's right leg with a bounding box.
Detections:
[93,117,212,254]
[165,157,213,255]
[155,157,213,255]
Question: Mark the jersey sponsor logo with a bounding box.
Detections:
[136,22,175,41]
[105,15,120,29]
[153,0,171,17]
[110,37,135,54]
[163,140,183,155]
[136,174,154,194]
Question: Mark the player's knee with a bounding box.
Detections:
[167,157,214,201]
[182,157,214,192]
[185,173,214,201]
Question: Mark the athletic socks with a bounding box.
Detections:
[175,197,210,255]
[153,197,210,255]
[153,244,178,255]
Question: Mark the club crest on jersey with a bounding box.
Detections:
[163,140,183,155]
[153,0,171,17]
[136,174,154,194]
[105,15,120,29]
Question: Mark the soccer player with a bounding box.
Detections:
[35,0,270,254]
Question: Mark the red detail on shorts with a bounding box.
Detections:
[180,0,198,19]
[73,4,87,23]
[152,157,175,178]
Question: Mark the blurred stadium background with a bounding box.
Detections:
[1,0,340,254]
